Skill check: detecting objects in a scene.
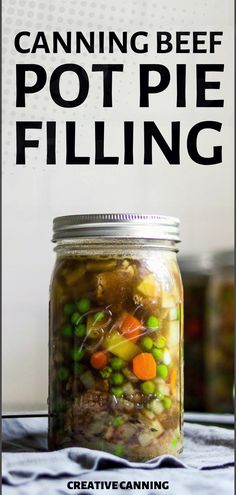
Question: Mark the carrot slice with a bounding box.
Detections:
[132,353,156,380]
[120,314,143,343]
[90,351,108,369]
[170,369,177,395]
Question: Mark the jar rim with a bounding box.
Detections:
[179,250,234,274]
[178,253,214,274]
[52,213,180,243]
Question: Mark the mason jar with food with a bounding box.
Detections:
[179,254,213,412]
[48,214,183,461]
[205,251,234,413]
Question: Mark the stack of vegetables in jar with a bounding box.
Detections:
[49,254,183,461]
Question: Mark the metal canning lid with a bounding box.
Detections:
[213,250,234,268]
[179,250,234,274]
[52,213,180,242]
[178,253,214,275]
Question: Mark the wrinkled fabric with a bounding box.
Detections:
[2,418,234,495]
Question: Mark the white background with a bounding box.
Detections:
[2,0,234,411]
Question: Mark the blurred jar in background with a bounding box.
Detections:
[179,254,213,412]
[205,251,234,413]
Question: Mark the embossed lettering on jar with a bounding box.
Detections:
[48,214,184,461]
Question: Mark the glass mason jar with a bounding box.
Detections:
[48,214,184,461]
[179,254,213,412]
[205,251,234,413]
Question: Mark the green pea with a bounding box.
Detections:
[147,315,160,329]
[71,347,85,361]
[71,312,82,326]
[113,417,124,427]
[74,323,86,337]
[100,366,112,379]
[152,348,164,361]
[171,437,178,448]
[94,311,105,322]
[167,431,180,448]
[58,366,69,381]
[63,303,76,316]
[162,396,172,409]
[140,381,155,394]
[113,444,124,457]
[157,364,168,379]
[141,336,153,351]
[111,373,124,386]
[155,335,166,349]
[77,298,91,314]
[177,305,181,320]
[61,324,73,338]
[110,357,125,370]
[155,390,164,400]
[111,387,123,398]
[74,363,86,376]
